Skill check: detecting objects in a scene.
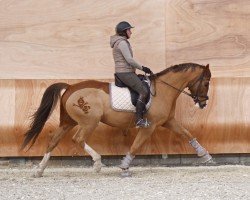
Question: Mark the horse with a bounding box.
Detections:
[21,63,212,177]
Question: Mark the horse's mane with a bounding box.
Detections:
[150,63,205,79]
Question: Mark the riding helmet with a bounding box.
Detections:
[115,21,134,37]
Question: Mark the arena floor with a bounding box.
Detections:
[0,165,249,200]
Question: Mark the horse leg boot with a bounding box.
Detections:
[120,153,134,177]
[33,125,73,178]
[120,153,135,170]
[135,95,150,128]
[189,138,212,163]
[163,118,212,163]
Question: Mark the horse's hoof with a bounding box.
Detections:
[93,160,102,173]
[33,171,43,178]
[121,169,132,178]
[199,153,213,164]
[118,164,128,170]
[205,157,216,165]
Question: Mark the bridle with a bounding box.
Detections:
[187,68,209,104]
[149,67,209,104]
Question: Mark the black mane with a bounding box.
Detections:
[151,63,205,79]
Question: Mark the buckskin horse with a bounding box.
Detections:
[21,63,212,177]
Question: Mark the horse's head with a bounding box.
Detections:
[188,64,211,109]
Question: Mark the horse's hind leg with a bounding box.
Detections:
[84,142,102,172]
[33,125,73,178]
[72,123,103,172]
[163,118,212,163]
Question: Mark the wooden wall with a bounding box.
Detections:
[0,0,249,156]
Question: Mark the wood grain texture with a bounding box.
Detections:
[0,78,249,156]
[149,77,250,155]
[165,0,250,77]
[0,0,165,79]
[0,0,249,156]
[0,80,16,155]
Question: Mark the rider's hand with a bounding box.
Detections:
[142,66,153,74]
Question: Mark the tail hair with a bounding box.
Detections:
[21,83,69,151]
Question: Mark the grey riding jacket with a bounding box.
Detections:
[110,35,143,73]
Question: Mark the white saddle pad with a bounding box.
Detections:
[110,79,153,113]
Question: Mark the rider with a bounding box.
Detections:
[110,21,153,128]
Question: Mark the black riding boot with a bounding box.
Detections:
[135,98,150,128]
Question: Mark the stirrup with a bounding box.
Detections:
[136,119,151,128]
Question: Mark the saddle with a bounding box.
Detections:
[110,74,152,112]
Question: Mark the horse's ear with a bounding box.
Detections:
[205,64,209,69]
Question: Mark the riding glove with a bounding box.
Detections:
[142,66,153,74]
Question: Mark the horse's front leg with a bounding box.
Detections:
[163,118,212,163]
[119,125,156,175]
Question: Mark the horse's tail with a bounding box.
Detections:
[21,83,69,151]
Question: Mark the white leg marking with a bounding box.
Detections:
[84,143,102,172]
[34,152,51,178]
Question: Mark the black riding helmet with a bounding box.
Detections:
[116,21,134,38]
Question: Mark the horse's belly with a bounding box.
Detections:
[101,98,136,128]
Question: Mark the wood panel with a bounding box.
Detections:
[0,0,249,156]
[0,78,249,156]
[165,0,250,77]
[172,77,250,154]
[0,0,165,79]
[0,80,16,155]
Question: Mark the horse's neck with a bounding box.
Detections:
[155,69,202,97]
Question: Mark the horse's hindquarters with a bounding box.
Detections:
[65,88,104,125]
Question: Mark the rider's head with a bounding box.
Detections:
[115,21,134,39]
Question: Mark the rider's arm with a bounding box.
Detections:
[118,41,143,70]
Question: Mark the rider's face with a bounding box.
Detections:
[126,28,132,39]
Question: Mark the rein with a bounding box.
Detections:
[148,68,208,102]
[158,77,193,98]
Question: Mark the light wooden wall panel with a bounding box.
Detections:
[0,0,249,156]
[0,79,136,156]
[173,77,250,154]
[0,0,165,79]
[0,78,249,156]
[165,0,250,77]
[0,80,16,155]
